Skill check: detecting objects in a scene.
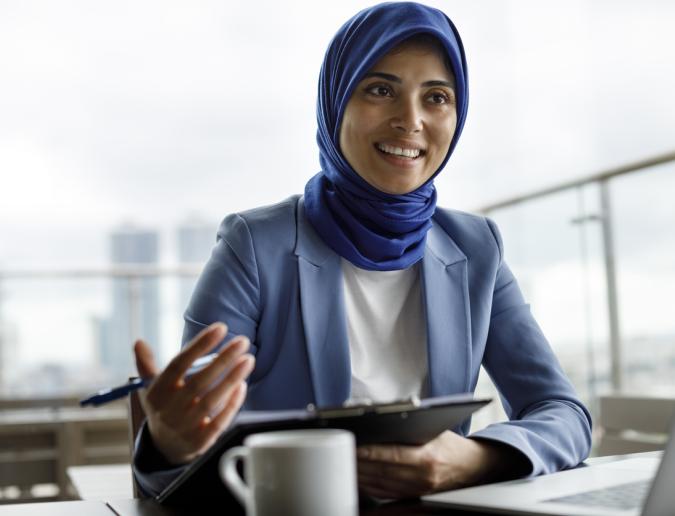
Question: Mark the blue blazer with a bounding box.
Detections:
[133,195,592,496]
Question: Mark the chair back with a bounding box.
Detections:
[596,394,675,456]
[127,379,147,498]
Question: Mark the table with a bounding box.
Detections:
[67,464,133,500]
[63,464,478,514]
[0,498,481,515]
[2,452,660,515]
[0,501,113,515]
[106,498,481,515]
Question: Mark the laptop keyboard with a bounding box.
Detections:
[546,479,650,510]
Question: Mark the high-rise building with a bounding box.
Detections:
[99,226,160,378]
[0,283,5,395]
[0,317,18,396]
[176,220,216,313]
[0,282,17,396]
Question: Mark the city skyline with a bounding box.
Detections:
[3,1,675,259]
[0,0,674,398]
[98,226,160,378]
[0,219,214,394]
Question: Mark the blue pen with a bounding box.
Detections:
[79,352,219,407]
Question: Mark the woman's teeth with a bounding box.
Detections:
[376,143,422,159]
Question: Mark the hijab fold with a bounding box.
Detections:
[304,2,469,271]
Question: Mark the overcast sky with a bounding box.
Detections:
[2,0,675,265]
[0,0,674,374]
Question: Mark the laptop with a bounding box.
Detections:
[423,417,675,516]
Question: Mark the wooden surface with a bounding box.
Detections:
[106,498,486,515]
[13,452,660,515]
[0,405,130,503]
[67,464,134,501]
[0,500,113,515]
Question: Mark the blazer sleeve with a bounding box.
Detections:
[469,218,593,476]
[132,213,262,497]
[131,423,189,498]
[182,212,262,348]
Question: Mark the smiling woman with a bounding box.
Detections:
[130,1,592,504]
[340,36,458,195]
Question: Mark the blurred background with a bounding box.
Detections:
[0,0,674,503]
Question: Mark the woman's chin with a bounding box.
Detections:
[364,175,426,195]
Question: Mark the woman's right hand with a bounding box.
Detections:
[133,322,255,465]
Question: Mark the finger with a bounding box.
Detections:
[149,371,249,451]
[357,443,420,465]
[154,322,227,392]
[358,478,403,501]
[360,485,412,501]
[358,461,426,487]
[198,381,248,448]
[359,455,448,497]
[188,354,255,418]
[359,482,399,500]
[149,354,250,430]
[134,339,159,379]
[358,471,421,499]
[180,336,250,400]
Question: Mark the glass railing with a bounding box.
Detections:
[0,266,202,398]
[471,150,675,427]
[1,152,674,419]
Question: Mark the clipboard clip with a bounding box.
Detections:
[306,396,421,419]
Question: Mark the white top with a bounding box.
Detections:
[341,259,428,403]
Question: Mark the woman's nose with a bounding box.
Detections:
[390,99,423,133]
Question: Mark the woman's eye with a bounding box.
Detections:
[428,92,451,104]
[366,84,393,97]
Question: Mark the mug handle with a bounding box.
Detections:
[219,446,252,508]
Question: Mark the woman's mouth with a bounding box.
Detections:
[375,142,425,160]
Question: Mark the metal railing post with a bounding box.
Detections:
[128,275,142,346]
[476,152,675,394]
[0,275,4,395]
[571,186,599,404]
[599,179,623,391]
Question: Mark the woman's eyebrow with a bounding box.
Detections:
[364,72,402,83]
[363,72,454,89]
[422,79,455,89]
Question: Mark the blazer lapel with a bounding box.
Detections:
[294,198,351,407]
[422,222,471,397]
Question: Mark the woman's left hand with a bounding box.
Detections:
[357,430,527,500]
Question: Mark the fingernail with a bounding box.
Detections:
[235,337,250,353]
[237,353,253,370]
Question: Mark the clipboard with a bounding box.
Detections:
[156,393,491,508]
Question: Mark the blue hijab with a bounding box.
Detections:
[303,1,468,271]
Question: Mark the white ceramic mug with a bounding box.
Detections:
[219,429,358,516]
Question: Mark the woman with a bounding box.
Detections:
[133,1,592,500]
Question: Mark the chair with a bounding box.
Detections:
[128,382,147,498]
[595,394,675,456]
[0,399,129,503]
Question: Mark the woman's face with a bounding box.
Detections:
[339,42,457,195]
